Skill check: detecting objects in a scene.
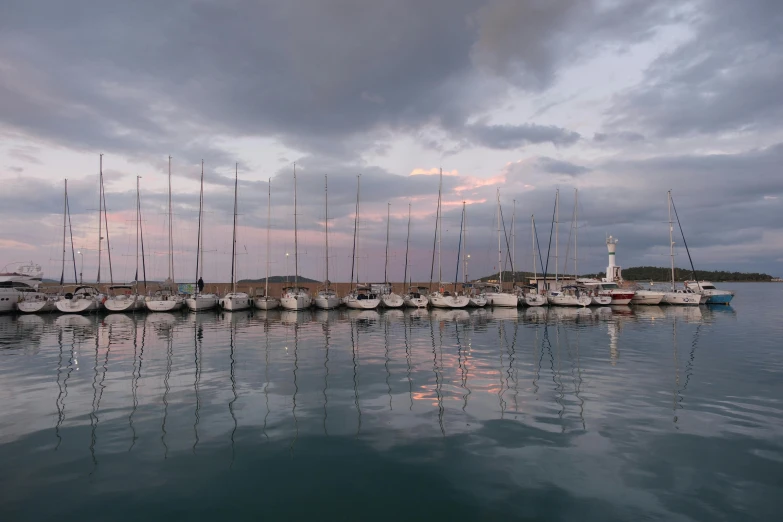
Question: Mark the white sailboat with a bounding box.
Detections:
[146,156,184,312]
[343,175,381,310]
[280,164,313,310]
[105,176,147,312]
[662,191,701,306]
[428,169,468,309]
[219,163,251,311]
[484,190,519,308]
[186,161,219,311]
[521,214,547,307]
[254,177,280,310]
[380,203,404,308]
[57,156,107,313]
[545,189,590,307]
[402,203,429,308]
[461,202,487,307]
[314,175,340,309]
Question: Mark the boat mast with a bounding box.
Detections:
[101,160,114,285]
[349,175,359,292]
[97,154,103,284]
[555,188,559,285]
[496,189,502,290]
[194,160,204,295]
[384,202,390,286]
[265,178,271,299]
[462,201,468,284]
[668,190,675,290]
[404,202,411,292]
[231,163,238,293]
[574,189,578,278]
[293,163,299,289]
[136,175,140,291]
[531,214,537,283]
[61,179,67,288]
[324,175,330,289]
[167,156,175,285]
[66,183,78,284]
[512,199,516,288]
[438,168,443,286]
[356,173,361,286]
[138,177,148,292]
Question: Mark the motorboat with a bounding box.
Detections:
[0,262,47,313]
[104,285,146,312]
[547,285,591,307]
[685,281,734,305]
[55,286,104,313]
[403,287,429,308]
[661,288,701,306]
[281,286,313,310]
[343,285,380,310]
[631,288,665,305]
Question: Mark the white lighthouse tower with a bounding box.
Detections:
[604,235,622,283]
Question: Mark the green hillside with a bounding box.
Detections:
[583,266,772,282]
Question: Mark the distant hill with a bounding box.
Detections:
[239,275,320,284]
[477,271,537,283]
[582,266,773,282]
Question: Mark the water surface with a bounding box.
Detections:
[1,283,781,521]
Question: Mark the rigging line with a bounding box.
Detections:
[66,189,78,284]
[454,204,464,293]
[101,170,114,285]
[670,194,699,284]
[498,201,515,278]
[533,216,545,280]
[542,194,557,288]
[429,180,441,291]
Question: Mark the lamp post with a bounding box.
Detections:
[285,252,290,284]
[77,250,84,284]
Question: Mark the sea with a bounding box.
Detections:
[0,283,781,521]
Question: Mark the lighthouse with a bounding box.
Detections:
[604,235,622,283]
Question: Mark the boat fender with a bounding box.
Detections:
[64,293,73,299]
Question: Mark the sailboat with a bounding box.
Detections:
[146,156,184,312]
[280,164,313,310]
[460,202,486,307]
[429,169,469,309]
[343,175,381,309]
[662,191,701,306]
[254,177,280,310]
[19,182,74,313]
[546,189,590,307]
[186,161,218,311]
[380,203,404,308]
[521,214,547,307]
[314,175,340,309]
[402,203,429,308]
[57,155,107,313]
[484,190,519,307]
[105,176,147,312]
[218,164,251,311]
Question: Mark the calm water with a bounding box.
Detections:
[0,284,781,521]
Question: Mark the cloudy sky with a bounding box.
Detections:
[2,0,782,284]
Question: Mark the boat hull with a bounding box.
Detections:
[219,293,251,311]
[705,293,734,305]
[430,294,469,308]
[104,295,146,312]
[468,296,487,307]
[314,295,341,309]
[254,297,280,310]
[591,296,612,306]
[631,291,665,305]
[281,295,312,310]
[661,293,700,305]
[523,294,548,307]
[484,292,518,308]
[380,294,404,308]
[608,291,634,306]
[548,294,591,307]
[56,297,101,314]
[185,295,218,311]
[344,297,380,309]
[403,295,429,308]
[145,298,183,312]
[17,298,57,313]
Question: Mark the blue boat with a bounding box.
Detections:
[686,281,734,305]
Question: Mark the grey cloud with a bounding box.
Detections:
[464,123,580,149]
[593,131,645,143]
[608,0,783,137]
[537,157,591,176]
